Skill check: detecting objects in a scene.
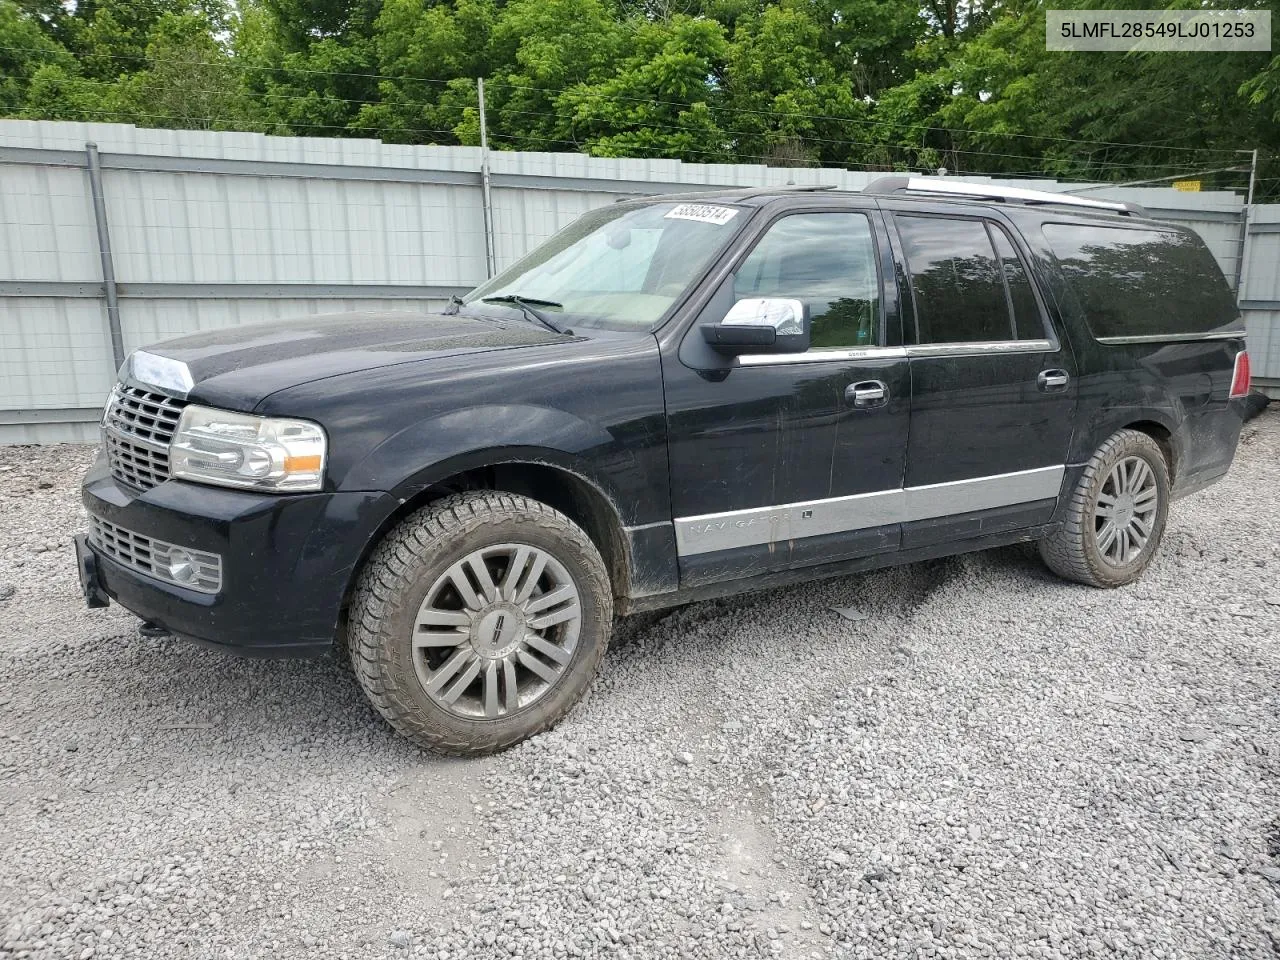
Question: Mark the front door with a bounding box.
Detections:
[662,206,911,586]
[882,206,1077,549]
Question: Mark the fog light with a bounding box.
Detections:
[166,548,198,585]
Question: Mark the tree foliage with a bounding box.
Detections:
[0,0,1275,194]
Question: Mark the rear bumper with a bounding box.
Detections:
[79,452,393,657]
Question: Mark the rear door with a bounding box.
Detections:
[881,204,1077,549]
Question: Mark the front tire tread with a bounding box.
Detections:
[348,491,611,756]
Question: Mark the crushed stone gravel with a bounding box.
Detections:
[2,414,1279,959]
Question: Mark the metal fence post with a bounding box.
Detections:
[478,78,497,278]
[1233,148,1258,302]
[85,142,125,369]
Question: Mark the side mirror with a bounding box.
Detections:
[700,298,810,355]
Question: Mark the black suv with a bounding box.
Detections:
[77,177,1251,754]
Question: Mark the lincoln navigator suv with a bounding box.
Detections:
[76,177,1252,755]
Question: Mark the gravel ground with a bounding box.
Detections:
[2,414,1279,960]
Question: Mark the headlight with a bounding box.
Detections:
[169,405,327,492]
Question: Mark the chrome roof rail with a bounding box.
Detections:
[615,184,839,203]
[863,176,1146,216]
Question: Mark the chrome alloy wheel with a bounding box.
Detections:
[1094,455,1159,566]
[412,543,582,720]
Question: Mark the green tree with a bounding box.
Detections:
[0,0,74,114]
[485,0,625,151]
[558,14,729,161]
[355,0,496,144]
[873,1,1279,181]
[720,1,868,166]
[117,11,250,129]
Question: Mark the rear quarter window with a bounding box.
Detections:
[1041,223,1241,340]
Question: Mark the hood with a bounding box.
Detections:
[130,311,564,410]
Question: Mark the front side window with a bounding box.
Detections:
[733,212,881,349]
[895,215,1048,345]
[465,201,745,332]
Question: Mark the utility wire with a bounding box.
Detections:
[498,106,1213,173]
[0,43,1251,161]
[485,75,1252,158]
[18,71,1222,178]
[13,104,463,142]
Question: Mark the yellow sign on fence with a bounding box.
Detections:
[1172,180,1202,192]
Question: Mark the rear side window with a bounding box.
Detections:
[895,215,1045,344]
[1041,224,1240,339]
[990,226,1045,340]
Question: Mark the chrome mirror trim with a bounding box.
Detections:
[722,297,806,336]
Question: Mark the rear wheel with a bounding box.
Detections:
[348,492,612,755]
[1039,429,1171,588]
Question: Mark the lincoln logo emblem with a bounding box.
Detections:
[491,613,507,646]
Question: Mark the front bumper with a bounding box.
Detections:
[79,452,393,657]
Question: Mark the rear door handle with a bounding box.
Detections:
[846,380,888,408]
[1037,369,1070,392]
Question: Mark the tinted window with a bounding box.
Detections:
[989,224,1045,340]
[734,213,880,349]
[896,215,1012,343]
[1042,224,1241,339]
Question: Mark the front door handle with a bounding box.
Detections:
[846,380,888,408]
[1037,369,1070,392]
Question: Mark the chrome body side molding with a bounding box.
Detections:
[902,465,1065,522]
[674,465,1065,557]
[1094,331,1246,345]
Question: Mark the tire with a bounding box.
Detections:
[1039,429,1171,588]
[348,491,613,755]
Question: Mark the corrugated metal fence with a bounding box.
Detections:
[1241,204,1280,384]
[0,120,1273,443]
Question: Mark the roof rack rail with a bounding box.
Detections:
[614,183,839,203]
[862,176,1146,217]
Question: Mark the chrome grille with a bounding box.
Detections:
[87,516,222,594]
[103,384,185,491]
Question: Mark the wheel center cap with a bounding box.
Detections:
[1114,492,1136,525]
[472,604,526,659]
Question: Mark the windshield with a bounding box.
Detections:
[464,201,745,332]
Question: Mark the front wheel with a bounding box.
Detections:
[1039,429,1171,588]
[348,492,613,755]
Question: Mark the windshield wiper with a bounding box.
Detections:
[480,294,571,335]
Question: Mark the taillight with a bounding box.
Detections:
[1229,350,1251,399]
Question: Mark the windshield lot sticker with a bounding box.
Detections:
[664,204,738,225]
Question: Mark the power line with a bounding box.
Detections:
[485,77,1249,159]
[497,106,1213,174]
[0,43,1251,161]
[21,70,412,115]
[14,104,463,142]
[484,128,1188,182]
[21,69,1219,177]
